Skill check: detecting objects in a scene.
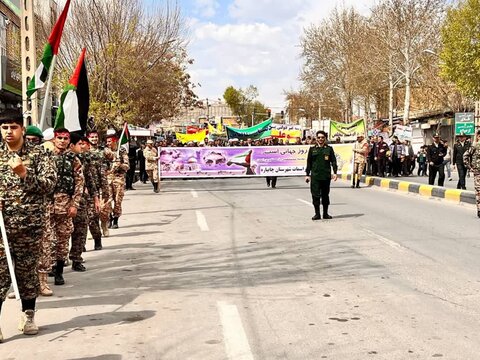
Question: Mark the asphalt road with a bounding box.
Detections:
[1,177,479,360]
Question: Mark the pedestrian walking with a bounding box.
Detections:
[0,111,56,339]
[144,139,160,193]
[375,136,389,177]
[463,129,480,218]
[426,133,446,186]
[452,132,470,190]
[305,130,338,220]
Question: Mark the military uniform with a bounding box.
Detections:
[352,138,368,188]
[69,153,97,269]
[0,141,56,301]
[88,146,110,244]
[463,140,480,217]
[144,145,159,192]
[306,143,338,219]
[51,149,84,285]
[107,147,129,228]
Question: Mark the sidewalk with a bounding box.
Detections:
[340,170,477,205]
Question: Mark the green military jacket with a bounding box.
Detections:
[306,144,338,181]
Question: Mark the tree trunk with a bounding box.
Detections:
[389,73,394,132]
[403,72,411,125]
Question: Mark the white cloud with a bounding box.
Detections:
[186,0,377,108]
[193,0,220,18]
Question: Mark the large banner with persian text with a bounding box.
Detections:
[159,144,354,178]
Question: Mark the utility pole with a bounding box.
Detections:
[21,0,38,126]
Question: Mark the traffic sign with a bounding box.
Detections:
[455,112,475,135]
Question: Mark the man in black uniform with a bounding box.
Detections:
[305,130,338,220]
[426,133,446,186]
[452,132,470,190]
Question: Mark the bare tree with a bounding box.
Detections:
[39,0,197,129]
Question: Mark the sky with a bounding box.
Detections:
[143,0,376,111]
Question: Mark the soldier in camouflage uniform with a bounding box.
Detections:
[463,129,480,218]
[144,139,159,193]
[51,129,84,285]
[0,111,56,339]
[25,127,55,297]
[87,130,112,240]
[352,133,368,188]
[69,134,98,271]
[106,133,129,229]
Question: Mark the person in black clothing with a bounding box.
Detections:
[126,140,138,190]
[137,144,147,183]
[426,133,446,186]
[375,136,389,177]
[452,132,471,190]
[367,136,378,176]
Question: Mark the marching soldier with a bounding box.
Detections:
[463,129,480,218]
[106,132,129,229]
[51,129,84,285]
[144,139,160,193]
[69,134,98,271]
[305,130,338,220]
[87,130,111,240]
[0,111,56,338]
[352,133,368,188]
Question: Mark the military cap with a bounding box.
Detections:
[26,125,43,138]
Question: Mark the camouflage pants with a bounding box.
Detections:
[0,227,42,301]
[70,197,88,262]
[475,174,480,211]
[110,176,126,217]
[51,213,73,261]
[38,203,54,274]
[146,168,158,183]
[87,197,102,241]
[353,162,365,183]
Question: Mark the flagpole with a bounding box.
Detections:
[0,211,20,300]
[39,55,57,131]
[117,122,126,157]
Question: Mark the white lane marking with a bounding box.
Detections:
[190,189,198,198]
[196,210,209,232]
[363,228,405,252]
[297,199,311,206]
[217,301,254,360]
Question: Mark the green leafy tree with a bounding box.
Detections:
[223,85,267,125]
[440,0,480,99]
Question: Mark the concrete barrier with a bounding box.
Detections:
[340,174,476,205]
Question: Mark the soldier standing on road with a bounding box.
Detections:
[305,130,338,220]
[0,111,56,338]
[453,132,471,190]
[106,133,129,228]
[352,133,368,188]
[463,129,480,218]
[25,126,56,297]
[427,133,446,186]
[87,130,112,240]
[144,139,160,193]
[69,134,98,271]
[51,129,84,286]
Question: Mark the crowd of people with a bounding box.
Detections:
[0,110,163,341]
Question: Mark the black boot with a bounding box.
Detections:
[48,264,56,277]
[153,182,159,193]
[94,238,103,250]
[477,210,480,218]
[54,260,65,285]
[72,261,86,272]
[112,217,119,229]
[312,204,321,220]
[323,205,332,219]
[108,214,114,229]
[356,179,360,188]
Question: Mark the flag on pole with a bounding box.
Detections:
[27,0,71,98]
[117,122,130,156]
[54,48,89,132]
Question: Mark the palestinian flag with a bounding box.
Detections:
[117,122,130,155]
[54,48,89,132]
[27,0,71,98]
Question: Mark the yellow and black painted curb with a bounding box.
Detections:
[340,174,476,205]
